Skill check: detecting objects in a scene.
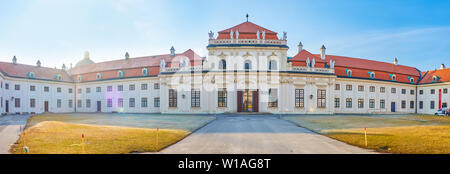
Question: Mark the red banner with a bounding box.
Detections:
[439,89,442,110]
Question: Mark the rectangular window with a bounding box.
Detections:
[118,98,123,108]
[30,99,36,108]
[77,100,82,108]
[129,98,135,108]
[317,89,326,108]
[141,84,148,90]
[401,89,406,94]
[96,87,101,92]
[154,97,160,107]
[335,84,340,90]
[86,99,91,108]
[334,98,340,108]
[44,86,49,92]
[141,98,148,107]
[57,87,62,93]
[442,103,447,108]
[5,83,9,90]
[190,89,200,108]
[419,101,423,109]
[107,86,113,92]
[295,89,304,108]
[218,89,227,107]
[380,87,385,93]
[15,84,20,90]
[358,85,364,92]
[78,88,82,94]
[370,86,375,92]
[391,88,396,94]
[419,90,423,95]
[430,101,435,109]
[358,99,364,108]
[369,99,375,108]
[108,99,113,107]
[15,98,20,108]
[380,99,385,109]
[129,84,135,91]
[401,100,406,109]
[410,101,414,109]
[269,88,278,108]
[169,89,177,107]
[69,100,73,108]
[57,99,62,108]
[154,83,160,89]
[86,88,91,93]
[444,88,448,94]
[431,89,435,94]
[346,98,352,108]
[118,85,123,91]
[69,88,73,93]
[410,90,414,95]
[30,85,36,91]
[346,85,352,91]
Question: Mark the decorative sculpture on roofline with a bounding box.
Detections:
[208,31,214,40]
[236,29,239,39]
[311,58,316,68]
[329,60,335,68]
[230,30,234,39]
[262,30,266,40]
[256,30,260,40]
[282,32,287,40]
[306,57,310,67]
[160,59,166,68]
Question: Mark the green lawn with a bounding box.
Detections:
[283,115,450,154]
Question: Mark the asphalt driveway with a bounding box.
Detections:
[160,115,377,154]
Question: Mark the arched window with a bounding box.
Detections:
[142,68,148,76]
[118,71,124,78]
[269,60,277,70]
[55,74,62,81]
[390,74,397,81]
[219,59,226,70]
[409,77,415,84]
[432,75,440,82]
[96,73,102,80]
[244,60,252,70]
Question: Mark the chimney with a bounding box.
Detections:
[12,56,17,64]
[320,45,326,60]
[170,46,175,57]
[441,64,446,69]
[298,42,303,53]
[36,60,41,67]
[393,57,398,66]
[125,52,130,60]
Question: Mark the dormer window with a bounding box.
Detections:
[27,72,35,78]
[389,74,397,81]
[78,76,83,82]
[408,77,415,84]
[54,74,62,81]
[142,68,149,76]
[96,73,102,80]
[118,71,124,78]
[368,72,375,79]
[432,75,440,83]
[345,69,352,77]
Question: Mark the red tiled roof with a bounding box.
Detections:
[0,62,72,82]
[68,49,203,75]
[419,68,450,84]
[217,22,279,40]
[290,50,327,63]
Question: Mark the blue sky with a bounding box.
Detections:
[0,0,449,71]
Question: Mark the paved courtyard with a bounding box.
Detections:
[160,115,377,154]
[0,115,30,154]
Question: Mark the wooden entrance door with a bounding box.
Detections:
[237,91,243,112]
[252,90,259,112]
[97,101,101,112]
[5,100,9,113]
[44,101,49,112]
[237,90,259,112]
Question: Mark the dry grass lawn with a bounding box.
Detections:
[10,121,189,154]
[326,125,450,154]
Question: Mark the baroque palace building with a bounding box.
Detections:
[0,21,449,115]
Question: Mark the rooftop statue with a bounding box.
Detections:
[208,31,214,40]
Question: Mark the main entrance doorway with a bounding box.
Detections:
[97,101,101,112]
[237,90,259,112]
[44,101,49,112]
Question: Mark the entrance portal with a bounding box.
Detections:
[44,101,49,112]
[237,90,259,112]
